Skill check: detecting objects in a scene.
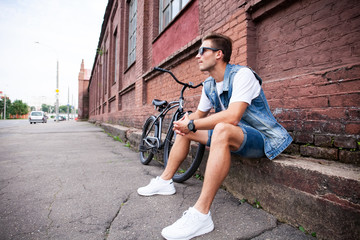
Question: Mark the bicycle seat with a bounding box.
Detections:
[152,99,168,108]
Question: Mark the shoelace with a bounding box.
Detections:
[175,209,198,227]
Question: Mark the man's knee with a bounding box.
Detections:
[211,123,243,148]
[212,123,234,142]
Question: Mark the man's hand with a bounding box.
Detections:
[173,112,191,136]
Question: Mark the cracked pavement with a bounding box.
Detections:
[0,121,313,239]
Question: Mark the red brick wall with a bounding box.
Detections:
[87,0,360,163]
[250,0,360,162]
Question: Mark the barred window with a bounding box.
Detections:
[103,50,108,94]
[159,0,189,32]
[113,29,118,83]
[128,0,137,67]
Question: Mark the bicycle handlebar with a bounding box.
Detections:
[154,67,202,88]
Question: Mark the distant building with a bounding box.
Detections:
[78,59,91,119]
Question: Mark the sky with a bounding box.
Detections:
[0,0,108,109]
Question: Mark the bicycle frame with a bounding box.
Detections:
[142,67,202,151]
[143,101,181,150]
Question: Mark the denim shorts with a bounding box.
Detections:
[207,124,265,159]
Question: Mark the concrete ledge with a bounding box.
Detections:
[97,122,360,240]
[223,155,360,240]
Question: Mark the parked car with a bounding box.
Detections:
[54,116,66,121]
[29,111,47,124]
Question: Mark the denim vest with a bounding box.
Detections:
[203,64,292,160]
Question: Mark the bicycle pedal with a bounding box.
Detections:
[139,145,148,152]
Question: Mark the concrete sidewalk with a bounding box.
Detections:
[0,121,313,239]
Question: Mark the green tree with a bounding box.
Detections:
[41,104,52,113]
[59,105,71,113]
[0,97,11,119]
[9,100,29,117]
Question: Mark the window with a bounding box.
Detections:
[113,29,118,84]
[159,0,189,32]
[103,50,108,94]
[128,0,137,67]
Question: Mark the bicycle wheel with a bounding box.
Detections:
[139,116,159,165]
[163,121,205,183]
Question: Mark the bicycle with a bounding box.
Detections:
[139,67,205,183]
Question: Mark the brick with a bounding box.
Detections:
[315,135,333,147]
[322,65,360,81]
[295,14,311,27]
[306,108,347,121]
[300,145,338,160]
[334,136,358,149]
[297,96,329,108]
[317,80,360,96]
[322,121,344,134]
[339,150,360,165]
[347,109,360,121]
[329,93,360,107]
[345,123,360,135]
[295,133,314,144]
[283,143,300,155]
[312,3,334,21]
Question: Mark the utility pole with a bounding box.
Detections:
[35,42,60,123]
[4,94,6,119]
[56,60,59,123]
[67,86,69,121]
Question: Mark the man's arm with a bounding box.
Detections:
[189,109,209,120]
[173,102,248,135]
[194,101,248,130]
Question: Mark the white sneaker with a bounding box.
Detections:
[161,207,214,240]
[137,176,176,196]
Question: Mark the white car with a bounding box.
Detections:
[29,111,47,124]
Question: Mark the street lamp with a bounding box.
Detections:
[35,42,60,123]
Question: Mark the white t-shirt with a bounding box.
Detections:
[198,67,261,112]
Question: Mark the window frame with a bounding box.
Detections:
[103,49,108,95]
[159,0,190,33]
[113,28,118,84]
[127,0,137,67]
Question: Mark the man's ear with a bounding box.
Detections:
[215,50,223,61]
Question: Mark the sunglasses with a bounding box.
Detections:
[198,47,221,56]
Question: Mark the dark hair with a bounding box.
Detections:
[202,33,232,63]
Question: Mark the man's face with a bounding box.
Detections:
[196,40,218,72]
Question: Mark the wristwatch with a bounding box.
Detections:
[187,120,197,133]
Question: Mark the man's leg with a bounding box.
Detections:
[161,130,208,180]
[137,130,208,196]
[161,123,244,239]
[194,122,244,214]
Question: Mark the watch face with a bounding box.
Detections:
[188,121,194,131]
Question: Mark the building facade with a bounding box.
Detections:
[87,0,360,163]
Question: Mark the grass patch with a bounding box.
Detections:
[299,226,316,238]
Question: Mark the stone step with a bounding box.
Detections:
[220,154,360,240]
[99,122,360,240]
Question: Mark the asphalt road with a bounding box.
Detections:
[0,119,30,129]
[0,121,313,240]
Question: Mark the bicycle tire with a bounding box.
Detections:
[139,116,159,165]
[163,115,205,183]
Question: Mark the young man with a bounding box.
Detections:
[138,33,292,239]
